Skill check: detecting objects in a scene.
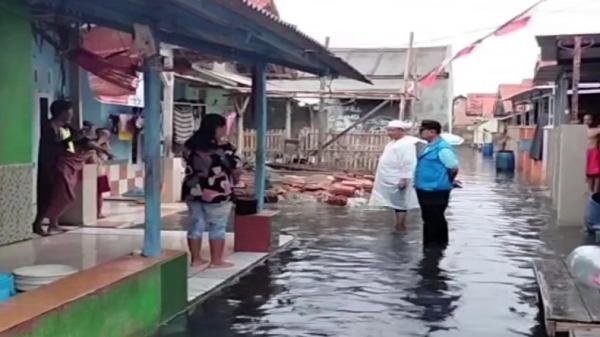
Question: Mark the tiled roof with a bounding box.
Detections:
[466,93,496,117]
[496,80,533,114]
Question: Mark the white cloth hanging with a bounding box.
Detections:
[369,136,424,210]
[174,106,195,144]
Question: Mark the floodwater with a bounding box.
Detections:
[155,148,588,337]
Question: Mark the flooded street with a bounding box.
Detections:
[155,149,587,337]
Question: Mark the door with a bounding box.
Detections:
[32,94,52,211]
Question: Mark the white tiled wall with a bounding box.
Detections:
[0,164,33,245]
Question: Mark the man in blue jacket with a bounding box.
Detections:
[415,120,459,246]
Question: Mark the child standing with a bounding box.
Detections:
[93,128,114,218]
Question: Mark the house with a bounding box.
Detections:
[454,93,496,127]
[268,46,454,132]
[493,80,534,118]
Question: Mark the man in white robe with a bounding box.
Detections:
[369,120,424,231]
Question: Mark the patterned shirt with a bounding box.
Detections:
[182,142,241,203]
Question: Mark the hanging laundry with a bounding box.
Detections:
[174,105,195,145]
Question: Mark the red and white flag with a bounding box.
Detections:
[494,14,532,36]
[419,0,545,87]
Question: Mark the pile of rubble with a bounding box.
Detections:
[238,170,371,206]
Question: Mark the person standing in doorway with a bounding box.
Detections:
[32,100,92,236]
[415,120,460,247]
[182,114,241,269]
[369,120,424,231]
[584,114,600,193]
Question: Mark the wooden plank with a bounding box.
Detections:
[533,259,592,324]
[571,327,600,337]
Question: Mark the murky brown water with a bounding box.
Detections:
[154,148,588,337]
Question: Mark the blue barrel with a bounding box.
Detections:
[496,151,515,172]
[482,143,494,158]
[586,193,600,234]
[0,273,15,302]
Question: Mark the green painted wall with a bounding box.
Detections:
[24,268,162,337]
[2,255,188,337]
[0,0,33,165]
[160,254,188,321]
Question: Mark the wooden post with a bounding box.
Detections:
[571,36,582,123]
[317,37,331,164]
[399,32,414,120]
[253,63,267,212]
[285,99,293,138]
[142,54,163,257]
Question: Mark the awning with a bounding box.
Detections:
[26,0,370,83]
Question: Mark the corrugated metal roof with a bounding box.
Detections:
[219,0,371,83]
[27,0,369,83]
[268,47,450,98]
[301,47,450,78]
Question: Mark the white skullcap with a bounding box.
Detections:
[385,120,413,130]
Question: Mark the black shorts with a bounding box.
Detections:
[394,209,407,213]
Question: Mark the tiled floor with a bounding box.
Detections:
[94,201,187,228]
[0,228,294,303]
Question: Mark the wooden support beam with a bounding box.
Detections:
[316,37,330,164]
[310,100,391,156]
[399,32,414,120]
[571,36,582,123]
[285,99,293,138]
[143,54,163,257]
[253,63,268,212]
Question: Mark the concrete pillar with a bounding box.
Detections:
[161,157,184,203]
[556,124,587,225]
[143,55,163,257]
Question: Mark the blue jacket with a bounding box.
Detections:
[415,138,454,191]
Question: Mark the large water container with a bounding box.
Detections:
[482,143,494,158]
[567,246,600,289]
[0,273,15,302]
[586,193,600,235]
[495,151,516,172]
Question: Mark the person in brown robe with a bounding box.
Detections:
[32,100,92,236]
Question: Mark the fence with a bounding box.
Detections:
[237,129,389,171]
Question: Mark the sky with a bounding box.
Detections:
[275,0,600,95]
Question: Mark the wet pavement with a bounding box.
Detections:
[154,148,589,337]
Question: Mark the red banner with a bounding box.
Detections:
[419,0,545,87]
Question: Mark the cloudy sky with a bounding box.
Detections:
[276,0,600,95]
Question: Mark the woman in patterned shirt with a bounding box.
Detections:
[182,114,241,268]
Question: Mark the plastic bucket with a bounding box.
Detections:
[0,273,15,301]
[482,143,494,158]
[586,193,600,233]
[496,151,516,172]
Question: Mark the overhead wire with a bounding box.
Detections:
[396,0,596,47]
